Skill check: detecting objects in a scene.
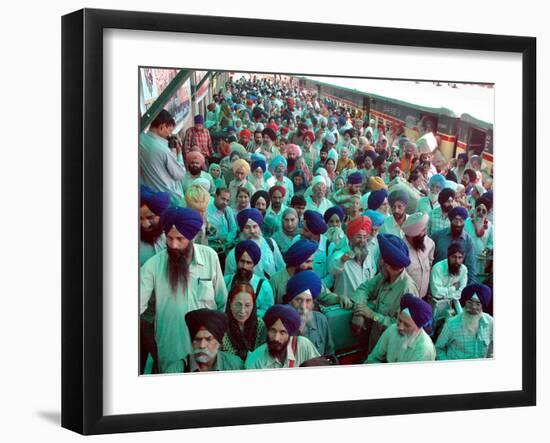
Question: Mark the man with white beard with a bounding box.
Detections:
[224,208,285,280]
[329,216,379,299]
[284,271,335,356]
[164,309,243,372]
[436,284,494,360]
[416,174,446,217]
[323,205,348,251]
[366,294,435,363]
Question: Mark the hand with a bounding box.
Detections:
[353,303,374,320]
[350,315,366,335]
[341,254,353,263]
[338,294,353,309]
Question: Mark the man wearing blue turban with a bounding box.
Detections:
[379,190,410,239]
[351,233,419,353]
[266,155,294,205]
[245,304,320,369]
[225,208,285,281]
[283,271,335,356]
[140,185,171,266]
[331,171,363,210]
[432,205,478,285]
[366,294,436,363]
[436,283,494,360]
[223,240,274,318]
[140,206,228,373]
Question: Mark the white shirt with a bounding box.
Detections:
[225,237,285,280]
[430,259,468,320]
[245,336,320,369]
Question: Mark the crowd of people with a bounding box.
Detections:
[138,75,494,374]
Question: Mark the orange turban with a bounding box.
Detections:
[346,216,372,239]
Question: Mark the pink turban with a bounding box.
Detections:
[186,151,205,166]
[402,212,429,237]
[286,144,302,157]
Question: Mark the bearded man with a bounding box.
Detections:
[379,190,409,238]
[224,208,285,280]
[416,173,446,217]
[305,176,334,214]
[464,198,494,283]
[181,151,216,196]
[329,216,379,299]
[366,294,435,363]
[245,304,320,369]
[164,309,243,372]
[402,212,435,298]
[436,284,493,360]
[139,185,170,266]
[284,271,335,356]
[331,172,363,210]
[224,240,274,318]
[140,207,227,372]
[428,187,455,236]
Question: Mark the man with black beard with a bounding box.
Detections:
[245,304,320,369]
[402,212,435,299]
[430,243,468,330]
[223,240,274,318]
[330,216,378,299]
[164,309,243,372]
[432,206,478,284]
[139,185,170,266]
[428,187,455,236]
[140,207,228,373]
[379,190,409,238]
[436,283,493,360]
[284,271,335,356]
[181,151,216,196]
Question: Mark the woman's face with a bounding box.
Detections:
[293,175,304,187]
[210,167,220,178]
[237,191,250,208]
[328,214,341,228]
[253,167,264,178]
[335,177,345,189]
[230,292,254,325]
[326,159,335,171]
[254,196,267,213]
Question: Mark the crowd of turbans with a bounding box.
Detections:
[138,75,494,374]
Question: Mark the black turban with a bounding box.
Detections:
[185,309,228,343]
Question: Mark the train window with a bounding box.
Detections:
[468,127,487,156]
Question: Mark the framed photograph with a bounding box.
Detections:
[62,8,536,435]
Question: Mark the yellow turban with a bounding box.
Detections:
[232,158,251,175]
[185,185,210,213]
[369,176,388,191]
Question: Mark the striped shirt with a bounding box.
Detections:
[428,206,450,236]
[435,313,493,360]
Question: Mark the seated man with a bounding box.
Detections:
[165,308,244,372]
[284,271,335,356]
[366,294,435,363]
[224,240,274,317]
[436,284,494,360]
[245,305,320,369]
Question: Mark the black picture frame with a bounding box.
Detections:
[61,8,536,435]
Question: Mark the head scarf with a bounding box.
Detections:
[368,176,388,191]
[324,206,345,224]
[185,185,210,213]
[232,158,251,175]
[400,294,433,329]
[185,308,228,343]
[378,233,411,268]
[269,185,287,198]
[388,190,409,206]
[362,209,385,227]
[448,206,469,221]
[438,188,456,206]
[303,131,315,142]
[264,304,301,336]
[286,144,302,157]
[460,283,492,308]
[284,239,318,267]
[251,158,266,173]
[284,270,322,303]
[194,114,205,125]
[208,163,221,175]
[303,210,328,235]
[324,132,336,145]
[160,207,203,240]
[186,151,205,167]
[402,212,429,237]
[262,127,277,141]
[429,174,446,191]
[140,184,170,216]
[236,208,264,231]
[191,177,211,192]
[347,171,363,185]
[345,216,371,239]
[251,190,270,209]
[368,189,388,210]
[388,162,401,175]
[239,129,252,143]
[269,155,288,173]
[235,239,261,266]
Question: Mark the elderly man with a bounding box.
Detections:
[164,309,243,372]
[428,187,455,236]
[183,114,213,158]
[139,185,170,266]
[366,294,435,363]
[272,207,300,253]
[351,233,419,353]
[182,151,216,196]
[430,243,468,325]
[245,304,320,369]
[416,173,446,217]
[225,208,285,280]
[436,284,493,360]
[402,212,435,299]
[366,189,390,218]
[432,206,478,284]
[206,187,238,254]
[305,176,334,214]
[293,210,334,288]
[331,172,363,210]
[224,240,275,318]
[329,216,379,299]
[379,190,409,238]
[284,271,335,356]
[140,207,228,372]
[266,155,294,204]
[139,109,186,204]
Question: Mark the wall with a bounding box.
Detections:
[0,0,545,441]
